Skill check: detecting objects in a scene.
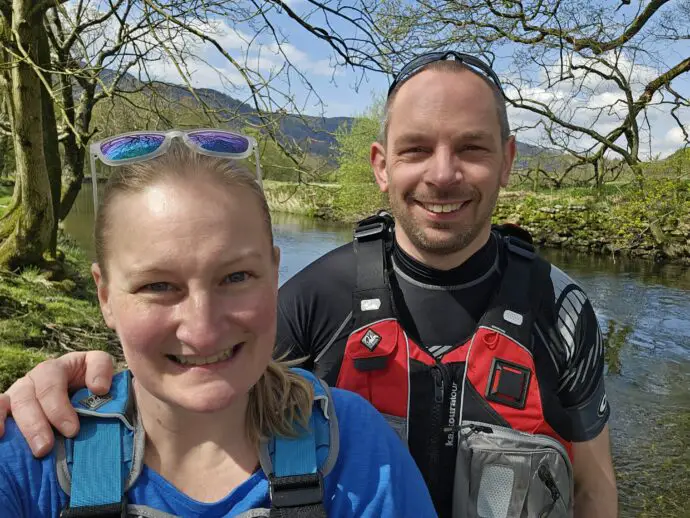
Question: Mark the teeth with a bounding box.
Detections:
[424,202,464,213]
[172,345,239,366]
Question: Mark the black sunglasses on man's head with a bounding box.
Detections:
[387,51,505,98]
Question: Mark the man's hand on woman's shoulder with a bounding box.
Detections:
[0,351,115,456]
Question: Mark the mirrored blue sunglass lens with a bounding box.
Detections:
[187,131,250,154]
[100,135,166,161]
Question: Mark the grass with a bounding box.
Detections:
[0,234,118,391]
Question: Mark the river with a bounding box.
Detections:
[65,185,690,517]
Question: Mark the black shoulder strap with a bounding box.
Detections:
[351,211,396,329]
[479,229,538,347]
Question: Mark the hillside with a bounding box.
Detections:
[109,71,552,161]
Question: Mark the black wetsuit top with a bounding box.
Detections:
[276,232,609,516]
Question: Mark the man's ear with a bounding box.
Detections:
[371,141,389,193]
[500,136,517,187]
[91,263,115,329]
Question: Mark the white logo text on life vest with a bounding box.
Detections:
[445,382,459,447]
[360,298,381,311]
[79,393,113,410]
[361,329,382,351]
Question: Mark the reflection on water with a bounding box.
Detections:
[65,184,690,517]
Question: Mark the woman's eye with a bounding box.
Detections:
[140,282,174,293]
[224,272,250,284]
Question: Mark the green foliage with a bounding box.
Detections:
[332,102,387,220]
[0,346,47,392]
[334,114,380,185]
[263,180,338,219]
[0,233,119,389]
[493,177,690,262]
[608,178,690,256]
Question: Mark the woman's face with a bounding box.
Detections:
[92,177,279,413]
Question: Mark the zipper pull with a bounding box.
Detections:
[538,465,561,501]
[460,423,493,438]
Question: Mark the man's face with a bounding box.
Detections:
[371,68,516,269]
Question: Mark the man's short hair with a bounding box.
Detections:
[379,60,511,145]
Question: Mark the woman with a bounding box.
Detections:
[0,131,437,517]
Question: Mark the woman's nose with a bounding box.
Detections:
[175,292,227,351]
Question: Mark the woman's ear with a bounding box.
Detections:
[272,246,281,284]
[91,263,115,329]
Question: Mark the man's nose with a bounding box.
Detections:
[427,147,461,187]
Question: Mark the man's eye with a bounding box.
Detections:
[224,272,250,284]
[140,282,174,293]
[462,145,487,152]
[403,147,428,154]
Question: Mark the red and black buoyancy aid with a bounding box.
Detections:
[335,212,574,517]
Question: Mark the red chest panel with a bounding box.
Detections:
[336,319,572,458]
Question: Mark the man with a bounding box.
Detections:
[0,52,617,517]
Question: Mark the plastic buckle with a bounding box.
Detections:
[505,236,536,260]
[60,496,127,518]
[354,220,386,240]
[270,472,324,508]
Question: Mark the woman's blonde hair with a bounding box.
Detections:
[94,140,314,446]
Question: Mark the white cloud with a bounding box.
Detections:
[665,125,690,146]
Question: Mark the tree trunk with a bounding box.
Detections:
[59,139,86,220]
[37,17,60,257]
[593,160,601,190]
[0,2,53,270]
[59,84,92,220]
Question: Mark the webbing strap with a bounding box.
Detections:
[352,212,395,328]
[69,418,124,510]
[270,413,326,517]
[274,414,317,477]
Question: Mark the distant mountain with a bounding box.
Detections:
[109,71,553,161]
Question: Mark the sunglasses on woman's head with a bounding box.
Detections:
[387,51,505,98]
[88,129,262,216]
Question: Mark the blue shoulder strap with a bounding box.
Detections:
[61,370,134,518]
[267,368,334,518]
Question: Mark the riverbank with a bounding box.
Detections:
[263,179,690,264]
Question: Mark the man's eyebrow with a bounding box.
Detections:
[456,131,494,141]
[393,130,494,146]
[393,132,432,145]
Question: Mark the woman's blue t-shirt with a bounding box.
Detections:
[0,387,437,517]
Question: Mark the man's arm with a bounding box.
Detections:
[0,351,114,456]
[544,265,618,517]
[572,425,618,518]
